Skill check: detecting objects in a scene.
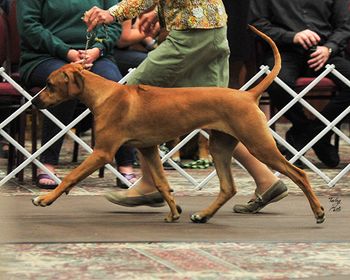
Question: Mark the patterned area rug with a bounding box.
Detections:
[1,242,350,279]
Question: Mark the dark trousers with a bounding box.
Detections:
[114,48,147,76]
[28,58,135,167]
[264,51,350,136]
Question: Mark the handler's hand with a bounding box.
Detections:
[293,29,321,49]
[138,10,159,37]
[307,46,331,71]
[83,6,114,32]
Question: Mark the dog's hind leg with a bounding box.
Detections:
[246,139,325,223]
[138,146,181,222]
[191,130,238,223]
[270,157,324,223]
[32,149,113,207]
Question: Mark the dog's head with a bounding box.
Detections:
[32,64,85,109]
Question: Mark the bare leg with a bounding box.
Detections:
[127,142,279,198]
[126,149,158,196]
[233,142,279,197]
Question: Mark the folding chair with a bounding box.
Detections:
[0,8,26,181]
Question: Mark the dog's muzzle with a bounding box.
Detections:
[31,95,45,109]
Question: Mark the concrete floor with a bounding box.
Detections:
[1,194,350,279]
[0,195,349,243]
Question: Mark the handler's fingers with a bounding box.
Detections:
[83,7,102,31]
[87,18,100,32]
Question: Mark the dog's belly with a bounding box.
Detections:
[124,122,227,148]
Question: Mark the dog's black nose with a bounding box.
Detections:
[31,96,43,109]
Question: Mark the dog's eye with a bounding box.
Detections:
[46,82,53,91]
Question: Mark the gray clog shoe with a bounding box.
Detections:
[233,180,288,214]
[105,190,165,207]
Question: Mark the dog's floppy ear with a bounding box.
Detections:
[73,70,84,93]
[62,67,84,96]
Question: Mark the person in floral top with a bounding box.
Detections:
[83,0,286,211]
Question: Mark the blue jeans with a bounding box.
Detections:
[114,48,147,76]
[29,58,135,167]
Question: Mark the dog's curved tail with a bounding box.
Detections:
[247,24,281,99]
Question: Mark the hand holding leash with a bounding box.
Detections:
[83,6,114,32]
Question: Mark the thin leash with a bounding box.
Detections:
[82,31,94,67]
[82,25,109,67]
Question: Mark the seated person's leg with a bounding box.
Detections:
[90,57,123,82]
[307,56,350,167]
[92,58,137,185]
[115,146,137,188]
[264,52,317,155]
[321,56,350,125]
[114,48,147,76]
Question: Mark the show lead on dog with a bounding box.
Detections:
[82,1,288,215]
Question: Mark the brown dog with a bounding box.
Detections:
[31,26,325,224]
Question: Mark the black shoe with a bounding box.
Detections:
[0,142,9,159]
[285,129,309,151]
[313,142,340,168]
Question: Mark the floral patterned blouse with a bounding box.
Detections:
[109,0,227,30]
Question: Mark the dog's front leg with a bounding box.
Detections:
[138,146,181,222]
[191,131,238,223]
[32,150,112,207]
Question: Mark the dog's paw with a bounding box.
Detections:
[316,206,325,224]
[32,196,53,207]
[164,212,180,223]
[190,213,210,223]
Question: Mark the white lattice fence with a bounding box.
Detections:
[0,64,349,188]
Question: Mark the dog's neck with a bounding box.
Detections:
[78,71,118,115]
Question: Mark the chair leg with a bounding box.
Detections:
[7,121,15,175]
[31,108,38,183]
[72,130,80,163]
[16,98,26,182]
